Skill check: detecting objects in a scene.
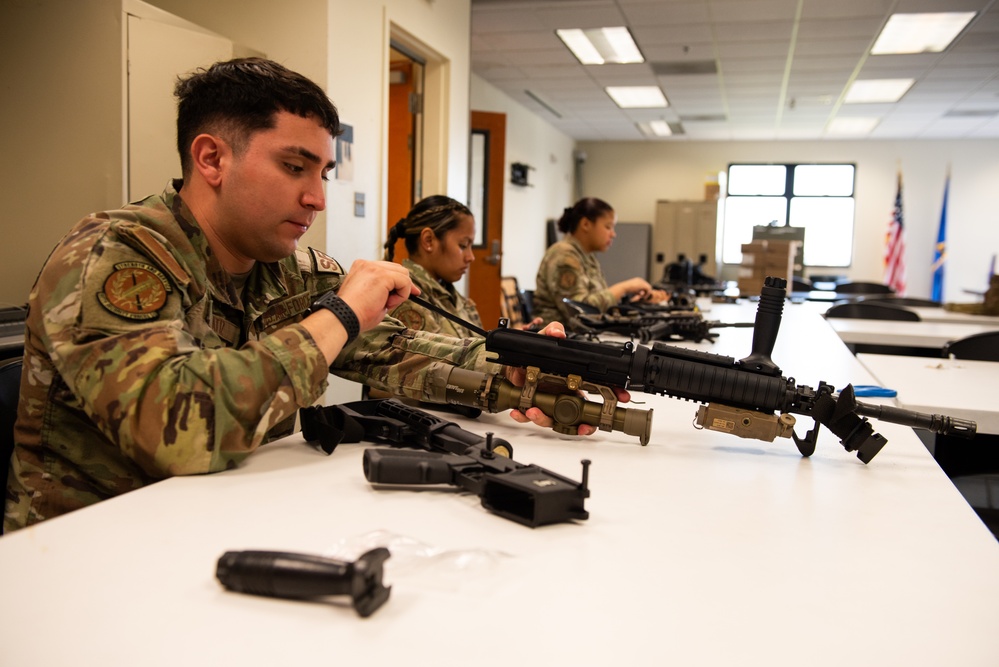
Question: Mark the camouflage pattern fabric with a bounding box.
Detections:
[532,236,616,326]
[388,259,484,338]
[4,181,497,532]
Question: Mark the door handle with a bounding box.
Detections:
[485,239,501,265]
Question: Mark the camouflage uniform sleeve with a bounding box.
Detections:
[542,246,616,322]
[44,222,330,478]
[330,316,501,400]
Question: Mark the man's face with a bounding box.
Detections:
[216,111,335,264]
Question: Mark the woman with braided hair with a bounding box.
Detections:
[383,195,488,338]
[532,197,668,327]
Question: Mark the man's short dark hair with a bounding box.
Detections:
[174,57,342,176]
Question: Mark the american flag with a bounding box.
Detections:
[884,171,906,295]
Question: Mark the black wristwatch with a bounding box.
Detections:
[308,292,360,344]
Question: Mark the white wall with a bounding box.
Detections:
[577,139,999,302]
[469,74,577,291]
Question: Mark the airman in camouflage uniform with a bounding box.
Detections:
[383,195,484,338]
[3,182,498,531]
[390,258,484,338]
[533,198,667,327]
[532,235,617,325]
[4,58,572,533]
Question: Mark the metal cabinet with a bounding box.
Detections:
[651,200,718,284]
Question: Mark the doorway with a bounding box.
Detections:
[468,111,507,328]
[386,44,425,256]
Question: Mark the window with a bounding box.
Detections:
[721,164,856,267]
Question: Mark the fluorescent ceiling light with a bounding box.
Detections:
[637,120,673,137]
[607,86,668,109]
[556,27,643,65]
[827,117,880,136]
[844,78,915,104]
[871,12,976,54]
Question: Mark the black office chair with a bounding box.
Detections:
[791,277,813,292]
[859,296,942,308]
[521,290,534,320]
[1,357,22,534]
[833,281,896,295]
[942,331,999,362]
[825,302,921,321]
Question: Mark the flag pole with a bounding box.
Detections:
[931,165,950,302]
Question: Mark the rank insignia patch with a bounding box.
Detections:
[98,262,172,320]
[311,248,344,275]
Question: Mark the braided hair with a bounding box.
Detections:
[384,195,473,260]
[557,197,614,234]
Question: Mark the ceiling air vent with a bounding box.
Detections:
[943,109,999,118]
[651,60,718,76]
[680,114,727,122]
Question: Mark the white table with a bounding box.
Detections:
[858,354,999,435]
[2,309,998,667]
[827,318,998,350]
[909,307,999,325]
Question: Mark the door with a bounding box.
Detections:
[127,12,232,201]
[386,47,424,258]
[468,111,506,328]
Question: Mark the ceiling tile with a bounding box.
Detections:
[470,0,999,140]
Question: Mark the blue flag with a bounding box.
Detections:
[931,173,949,302]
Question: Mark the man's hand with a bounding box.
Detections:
[518,316,544,331]
[302,259,421,365]
[637,288,670,304]
[336,259,419,331]
[504,320,631,436]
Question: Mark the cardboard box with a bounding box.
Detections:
[738,240,800,294]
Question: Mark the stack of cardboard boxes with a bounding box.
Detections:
[737,240,801,295]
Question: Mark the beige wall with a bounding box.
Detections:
[577,139,999,302]
[0,0,125,307]
[0,0,328,307]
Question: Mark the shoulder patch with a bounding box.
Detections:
[309,248,345,275]
[98,262,172,320]
[557,268,578,290]
[396,308,426,331]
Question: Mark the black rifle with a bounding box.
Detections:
[411,278,976,463]
[300,398,591,527]
[569,309,753,344]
